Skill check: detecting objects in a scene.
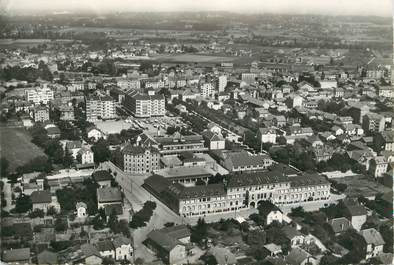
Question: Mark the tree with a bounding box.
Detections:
[45,140,64,164]
[13,194,32,213]
[63,147,74,168]
[0,158,9,178]
[191,218,208,245]
[47,206,57,216]
[92,139,111,163]
[29,208,45,218]
[54,217,68,232]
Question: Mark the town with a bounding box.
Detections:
[0,7,393,265]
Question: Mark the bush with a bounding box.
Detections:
[129,201,156,229]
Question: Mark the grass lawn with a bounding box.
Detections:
[0,127,47,172]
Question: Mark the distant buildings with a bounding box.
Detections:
[33,105,50,122]
[25,86,54,105]
[258,127,277,144]
[217,75,227,92]
[86,95,116,122]
[362,113,385,133]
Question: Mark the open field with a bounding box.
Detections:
[0,127,46,172]
[0,39,73,47]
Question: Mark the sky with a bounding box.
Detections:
[1,0,392,17]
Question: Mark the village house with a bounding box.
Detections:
[360,228,385,259]
[201,130,225,150]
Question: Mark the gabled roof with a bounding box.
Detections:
[97,187,122,203]
[286,247,312,265]
[328,217,352,234]
[159,224,191,240]
[282,226,303,240]
[113,236,131,248]
[80,243,101,258]
[96,240,114,252]
[360,228,385,246]
[31,190,52,204]
[37,249,58,265]
[146,230,181,252]
[92,170,113,182]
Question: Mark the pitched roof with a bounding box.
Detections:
[31,190,52,204]
[360,228,385,246]
[225,151,272,169]
[227,170,288,188]
[286,247,311,265]
[113,236,131,248]
[92,170,113,182]
[282,226,303,240]
[328,217,352,234]
[37,249,58,264]
[104,203,123,216]
[159,224,191,240]
[66,140,82,150]
[146,230,181,252]
[80,243,101,258]
[258,201,282,217]
[122,144,159,155]
[97,187,122,203]
[96,240,114,252]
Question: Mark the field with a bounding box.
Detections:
[0,127,46,172]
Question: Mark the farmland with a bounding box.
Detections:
[0,127,46,172]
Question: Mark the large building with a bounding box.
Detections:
[154,133,208,155]
[33,105,50,122]
[144,170,331,218]
[25,86,54,105]
[123,144,161,174]
[86,95,116,122]
[124,90,165,118]
[199,81,214,98]
[362,113,385,133]
[217,75,227,92]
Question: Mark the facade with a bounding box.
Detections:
[124,90,165,118]
[221,151,274,172]
[154,133,207,155]
[77,147,94,164]
[59,105,75,121]
[258,127,277,144]
[201,130,225,150]
[96,187,123,209]
[369,156,388,178]
[76,202,88,218]
[217,75,227,92]
[86,95,116,122]
[113,236,133,261]
[360,228,385,259]
[144,171,330,218]
[33,105,50,122]
[123,144,161,174]
[25,86,54,105]
[87,127,106,141]
[200,81,214,98]
[362,113,385,133]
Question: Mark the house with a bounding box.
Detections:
[360,228,385,259]
[258,201,283,225]
[77,147,95,164]
[113,236,133,261]
[209,246,237,265]
[97,187,123,209]
[31,190,57,213]
[145,230,187,264]
[158,224,191,244]
[207,123,222,135]
[87,126,107,141]
[37,249,58,265]
[96,240,116,259]
[258,127,277,144]
[263,243,282,257]
[286,247,317,265]
[65,140,82,159]
[92,170,113,187]
[305,135,323,147]
[76,202,88,218]
[282,226,305,247]
[221,151,274,172]
[328,217,352,235]
[273,115,286,127]
[343,199,367,231]
[373,130,394,152]
[33,105,50,122]
[201,130,225,150]
[2,248,31,264]
[331,125,344,136]
[45,125,61,138]
[79,243,103,265]
[369,156,388,178]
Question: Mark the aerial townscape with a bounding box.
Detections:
[0,1,393,265]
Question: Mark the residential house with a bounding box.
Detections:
[273,115,287,127]
[59,105,75,121]
[92,170,113,187]
[96,240,116,259]
[362,113,385,133]
[258,201,283,225]
[373,130,394,152]
[222,151,274,172]
[31,190,59,213]
[360,228,385,259]
[87,126,107,141]
[113,236,133,261]
[282,226,305,248]
[258,127,277,144]
[122,144,161,174]
[286,247,317,265]
[328,217,352,235]
[33,105,50,122]
[145,229,187,264]
[78,243,103,265]
[201,130,225,150]
[77,147,94,164]
[97,187,123,210]
[343,199,367,231]
[369,156,388,178]
[263,243,282,257]
[207,123,222,135]
[45,125,61,138]
[37,249,58,265]
[65,140,82,159]
[209,247,237,265]
[76,202,88,218]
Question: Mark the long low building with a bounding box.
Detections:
[143,170,331,218]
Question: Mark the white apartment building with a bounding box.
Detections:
[200,82,214,98]
[217,75,227,92]
[124,90,165,118]
[86,95,116,122]
[25,86,54,105]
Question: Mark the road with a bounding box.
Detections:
[98,162,185,262]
